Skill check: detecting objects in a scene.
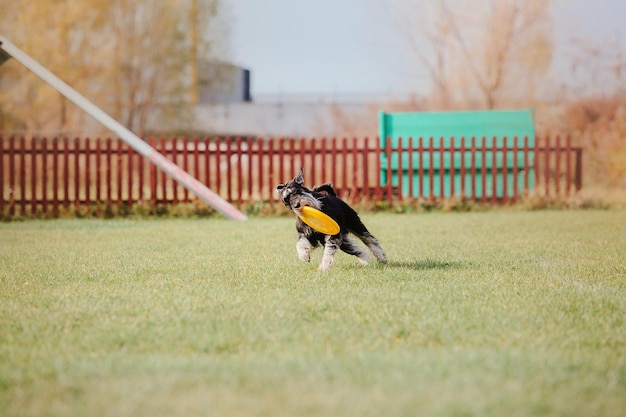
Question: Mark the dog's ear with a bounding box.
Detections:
[294,168,304,185]
[312,183,337,196]
[276,184,285,193]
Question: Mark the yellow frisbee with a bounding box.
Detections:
[299,206,340,235]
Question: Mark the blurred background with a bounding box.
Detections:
[1,0,624,192]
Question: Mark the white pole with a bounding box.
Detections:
[0,35,247,220]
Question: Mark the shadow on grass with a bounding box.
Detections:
[375,259,466,271]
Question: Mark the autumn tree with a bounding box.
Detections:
[0,1,109,133]
[0,0,224,136]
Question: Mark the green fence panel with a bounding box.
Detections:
[379,109,536,198]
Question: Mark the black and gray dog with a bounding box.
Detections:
[276,168,387,271]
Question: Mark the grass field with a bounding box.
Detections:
[1,210,625,417]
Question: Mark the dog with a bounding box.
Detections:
[276,168,387,271]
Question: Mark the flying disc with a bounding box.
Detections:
[299,206,340,235]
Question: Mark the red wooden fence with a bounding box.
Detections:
[0,136,582,217]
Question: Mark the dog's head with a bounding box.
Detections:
[276,168,321,212]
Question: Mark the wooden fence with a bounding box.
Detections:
[1,136,582,217]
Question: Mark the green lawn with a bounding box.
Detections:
[1,211,625,417]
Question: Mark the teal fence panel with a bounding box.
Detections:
[379,110,536,199]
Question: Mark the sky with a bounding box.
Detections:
[226,0,626,99]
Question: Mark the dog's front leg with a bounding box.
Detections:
[319,237,340,271]
[296,236,312,262]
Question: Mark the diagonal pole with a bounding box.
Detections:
[0,35,247,220]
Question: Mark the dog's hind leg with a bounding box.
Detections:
[355,232,387,263]
[340,236,371,265]
[345,212,387,263]
[296,236,313,262]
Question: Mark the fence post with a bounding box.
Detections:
[418,137,424,200]
[8,137,15,216]
[171,138,178,204]
[385,137,393,201]
[481,137,487,204]
[544,136,551,197]
[0,138,3,214]
[429,137,435,201]
[470,137,476,201]
[278,138,285,195]
[42,137,49,214]
[524,136,530,195]
[191,138,198,200]
[502,136,508,204]
[19,137,26,215]
[363,137,370,199]
[236,136,243,205]
[450,136,455,198]
[268,138,274,205]
[149,138,156,205]
[512,136,518,201]
[575,148,583,192]
[258,138,265,202]
[375,137,382,201]
[162,138,169,203]
[491,136,497,205]
[138,139,145,203]
[203,137,211,194]
[565,135,572,195]
[555,135,561,196]
[63,137,70,210]
[407,137,414,201]
[182,137,189,203]
[330,136,337,187]
[95,139,101,204]
[52,138,59,217]
[460,136,466,200]
[439,137,445,199]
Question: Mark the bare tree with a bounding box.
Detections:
[390,0,553,109]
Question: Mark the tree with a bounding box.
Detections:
[390,0,554,110]
[0,1,108,133]
[0,0,224,136]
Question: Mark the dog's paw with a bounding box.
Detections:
[318,257,334,271]
[354,251,370,265]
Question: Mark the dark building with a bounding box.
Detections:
[198,61,251,104]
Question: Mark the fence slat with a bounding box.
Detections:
[8,138,15,216]
[512,136,518,201]
[470,137,476,201]
[63,137,69,210]
[386,137,393,201]
[502,136,509,204]
[491,137,497,205]
[42,137,49,213]
[0,139,4,213]
[555,135,561,196]
[459,137,465,200]
[19,137,26,214]
[419,137,425,200]
[450,137,455,198]
[52,138,59,216]
[544,136,551,196]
